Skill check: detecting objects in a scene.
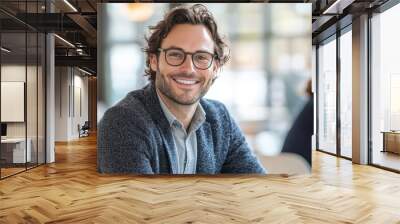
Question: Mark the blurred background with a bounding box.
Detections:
[97,3,312,157]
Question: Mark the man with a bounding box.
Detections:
[97,4,266,174]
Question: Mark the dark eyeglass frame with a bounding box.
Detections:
[158,47,216,70]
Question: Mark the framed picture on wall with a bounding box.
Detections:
[1,81,25,122]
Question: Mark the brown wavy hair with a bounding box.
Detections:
[143,4,230,82]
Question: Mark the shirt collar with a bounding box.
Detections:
[156,91,206,131]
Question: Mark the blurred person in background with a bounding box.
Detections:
[280,79,313,166]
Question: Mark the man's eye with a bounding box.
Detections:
[168,52,183,58]
[196,54,209,61]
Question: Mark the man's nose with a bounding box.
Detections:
[180,54,196,73]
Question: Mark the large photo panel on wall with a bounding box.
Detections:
[97,3,312,175]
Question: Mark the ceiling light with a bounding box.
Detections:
[54,34,75,48]
[63,0,78,12]
[124,3,155,22]
[322,0,354,15]
[77,67,92,76]
[1,47,11,53]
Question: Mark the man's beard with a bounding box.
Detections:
[155,69,214,106]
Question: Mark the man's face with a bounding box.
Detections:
[150,24,218,106]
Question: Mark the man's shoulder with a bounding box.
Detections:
[116,89,146,109]
[200,98,230,121]
[100,89,150,124]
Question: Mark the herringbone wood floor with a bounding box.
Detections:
[1,134,400,223]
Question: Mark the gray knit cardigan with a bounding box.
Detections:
[97,83,266,174]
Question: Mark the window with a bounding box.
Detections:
[317,37,337,154]
[339,29,352,158]
[371,3,400,171]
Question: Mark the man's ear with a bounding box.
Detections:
[150,53,158,72]
[210,62,219,83]
[212,60,220,73]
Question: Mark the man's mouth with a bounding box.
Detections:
[172,78,200,85]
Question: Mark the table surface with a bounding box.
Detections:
[1,138,26,143]
[381,131,400,134]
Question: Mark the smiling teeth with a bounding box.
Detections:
[175,79,196,85]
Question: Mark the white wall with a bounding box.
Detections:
[55,67,89,141]
[1,63,46,164]
[1,65,40,138]
[72,72,89,138]
[55,67,68,141]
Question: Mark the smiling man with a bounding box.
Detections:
[97,4,266,174]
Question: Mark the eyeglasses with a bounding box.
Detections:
[158,47,216,70]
